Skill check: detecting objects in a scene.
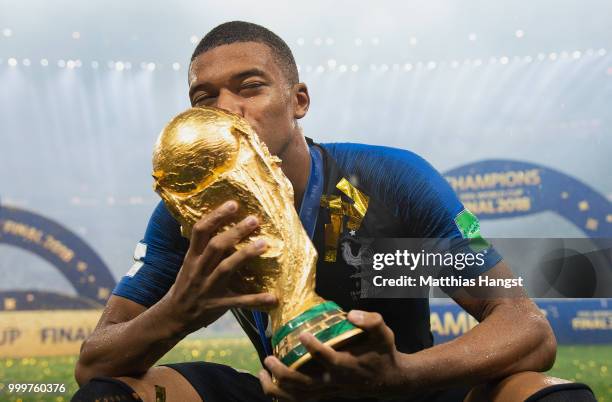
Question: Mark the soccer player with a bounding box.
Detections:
[73,21,595,402]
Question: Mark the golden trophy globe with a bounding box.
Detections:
[152,107,362,370]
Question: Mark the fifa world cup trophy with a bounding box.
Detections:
[152,107,362,370]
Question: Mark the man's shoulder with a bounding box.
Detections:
[319,141,445,195]
[320,142,432,172]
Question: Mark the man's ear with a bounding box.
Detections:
[292,83,310,119]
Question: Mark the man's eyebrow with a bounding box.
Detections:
[189,68,269,98]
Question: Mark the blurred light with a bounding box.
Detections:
[404,63,413,71]
[58,59,66,68]
[75,59,82,68]
[22,58,31,66]
[40,58,49,66]
[537,53,546,61]
[67,60,76,69]
[314,37,322,46]
[190,35,199,45]
[427,61,436,70]
[572,51,582,59]
[172,62,180,71]
[8,57,17,67]
[468,33,477,41]
[351,64,359,72]
[549,52,558,61]
[327,59,337,69]
[72,31,80,39]
[91,61,99,69]
[3,28,13,37]
[338,64,347,73]
[451,60,459,68]
[371,37,380,45]
[296,37,305,46]
[316,65,324,73]
[115,61,125,71]
[325,37,334,46]
[500,56,509,65]
[515,30,524,38]
[598,48,607,56]
[380,64,388,72]
[354,38,363,46]
[147,62,156,71]
[409,37,417,46]
[473,59,483,66]
[524,56,533,63]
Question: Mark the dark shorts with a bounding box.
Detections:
[162,361,471,402]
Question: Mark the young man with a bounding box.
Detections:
[73,21,594,402]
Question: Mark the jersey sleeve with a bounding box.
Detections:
[323,142,503,280]
[112,201,189,307]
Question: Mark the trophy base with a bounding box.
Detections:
[272,301,365,372]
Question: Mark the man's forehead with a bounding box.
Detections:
[188,41,278,85]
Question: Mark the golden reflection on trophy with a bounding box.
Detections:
[152,107,362,370]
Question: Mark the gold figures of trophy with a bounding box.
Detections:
[152,107,363,370]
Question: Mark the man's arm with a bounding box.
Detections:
[396,260,556,390]
[259,262,556,401]
[75,201,277,385]
[74,295,185,385]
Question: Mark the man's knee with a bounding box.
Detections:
[72,366,201,402]
[71,376,143,401]
[465,372,596,402]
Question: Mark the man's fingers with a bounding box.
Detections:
[216,292,278,310]
[263,356,315,391]
[347,310,394,343]
[197,215,260,276]
[299,332,346,370]
[188,201,238,256]
[206,238,267,288]
[258,369,297,402]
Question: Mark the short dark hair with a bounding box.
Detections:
[191,21,299,85]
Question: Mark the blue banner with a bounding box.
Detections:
[431,299,612,345]
[0,202,116,310]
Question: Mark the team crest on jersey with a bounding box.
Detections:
[126,241,147,277]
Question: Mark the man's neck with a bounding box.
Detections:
[277,133,311,211]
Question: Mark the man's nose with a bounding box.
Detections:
[214,89,244,116]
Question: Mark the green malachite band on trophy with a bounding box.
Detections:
[272,301,342,346]
[279,319,358,367]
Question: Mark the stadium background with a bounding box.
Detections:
[1,0,610,400]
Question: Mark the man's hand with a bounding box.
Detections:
[258,310,410,401]
[160,200,278,334]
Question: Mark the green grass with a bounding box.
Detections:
[0,340,609,401]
